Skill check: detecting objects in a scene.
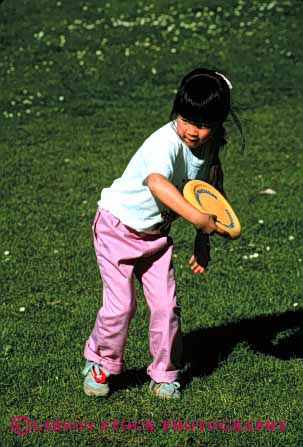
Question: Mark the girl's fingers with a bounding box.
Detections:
[192,264,204,273]
[189,256,205,273]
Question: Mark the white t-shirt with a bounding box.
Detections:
[99,121,215,233]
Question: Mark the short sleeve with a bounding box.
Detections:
[142,137,180,182]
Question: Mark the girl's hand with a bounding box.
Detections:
[194,213,229,237]
[194,213,217,235]
[189,255,205,274]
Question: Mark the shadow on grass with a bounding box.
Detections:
[110,309,303,392]
[182,309,303,381]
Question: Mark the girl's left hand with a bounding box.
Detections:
[188,255,206,274]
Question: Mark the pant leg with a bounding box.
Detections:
[84,209,137,374]
[135,238,182,383]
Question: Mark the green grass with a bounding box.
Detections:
[1,0,303,446]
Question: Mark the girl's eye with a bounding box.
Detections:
[194,123,209,130]
[182,119,206,129]
[180,117,210,130]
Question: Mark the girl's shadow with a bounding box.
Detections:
[110,309,303,392]
[181,309,303,383]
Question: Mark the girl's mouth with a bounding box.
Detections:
[186,136,198,142]
[187,138,199,144]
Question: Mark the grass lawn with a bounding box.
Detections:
[1,0,303,446]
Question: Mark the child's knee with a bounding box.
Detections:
[151,302,181,321]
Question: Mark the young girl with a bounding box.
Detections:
[82,68,236,399]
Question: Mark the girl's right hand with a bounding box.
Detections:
[194,213,225,235]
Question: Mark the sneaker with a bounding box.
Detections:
[149,380,181,399]
[82,361,110,397]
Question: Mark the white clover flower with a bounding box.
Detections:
[19,307,26,312]
[59,96,64,102]
[258,219,264,224]
[151,67,157,75]
[4,250,10,256]
[242,255,248,260]
[59,35,66,47]
[289,235,295,241]
[266,246,270,251]
[34,31,44,40]
[293,303,298,307]
[267,1,277,10]
[259,188,276,195]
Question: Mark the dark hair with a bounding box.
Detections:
[170,68,230,126]
[170,68,245,150]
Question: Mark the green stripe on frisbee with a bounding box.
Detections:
[183,180,241,239]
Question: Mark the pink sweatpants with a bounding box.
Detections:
[84,208,182,383]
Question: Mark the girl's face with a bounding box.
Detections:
[176,115,213,150]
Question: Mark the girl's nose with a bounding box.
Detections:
[188,125,198,136]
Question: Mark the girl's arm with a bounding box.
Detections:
[146,173,223,235]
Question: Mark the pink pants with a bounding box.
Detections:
[84,208,182,383]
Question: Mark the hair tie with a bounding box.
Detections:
[215,72,233,90]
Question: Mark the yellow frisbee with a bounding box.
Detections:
[183,180,241,239]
